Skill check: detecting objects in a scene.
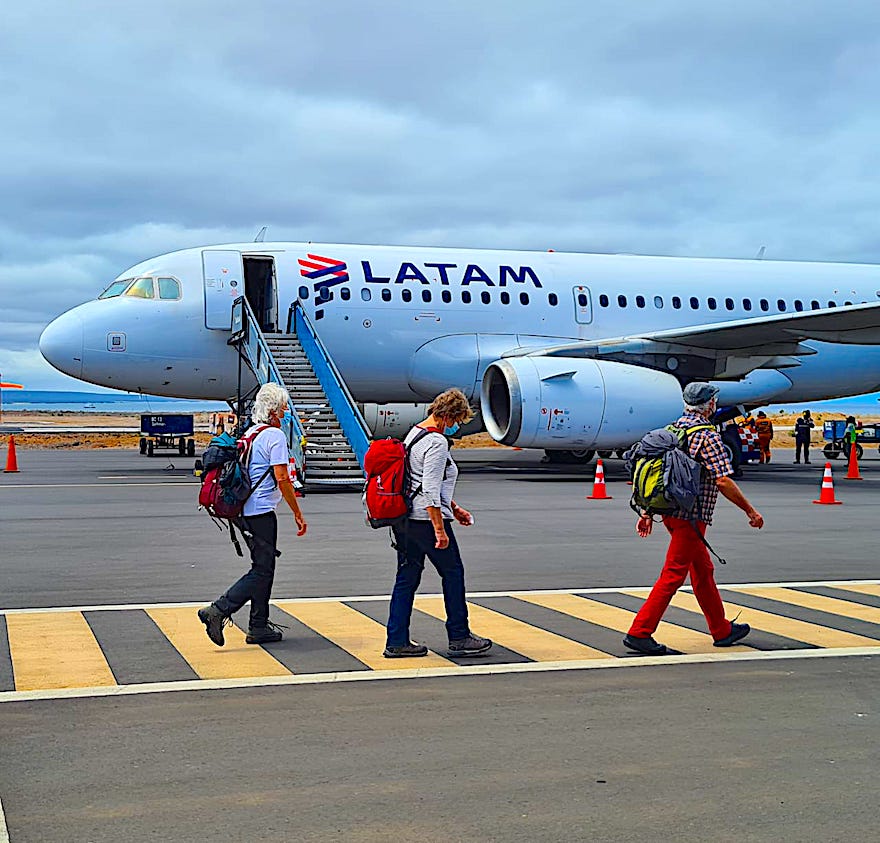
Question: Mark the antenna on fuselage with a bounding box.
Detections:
[755,245,766,260]
[254,226,267,243]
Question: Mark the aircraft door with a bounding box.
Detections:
[573,286,593,324]
[243,256,278,333]
[203,250,243,330]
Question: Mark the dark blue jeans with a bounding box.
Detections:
[213,512,277,629]
[386,520,470,647]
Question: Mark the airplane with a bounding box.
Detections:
[39,241,880,464]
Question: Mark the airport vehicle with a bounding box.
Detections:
[40,242,880,482]
[139,413,196,457]
[822,419,879,460]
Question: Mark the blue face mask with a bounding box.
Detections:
[443,423,460,436]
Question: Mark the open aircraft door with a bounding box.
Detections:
[203,250,243,330]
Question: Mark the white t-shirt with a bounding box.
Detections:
[242,425,289,517]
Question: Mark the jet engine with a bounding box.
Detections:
[360,403,483,438]
[480,357,683,450]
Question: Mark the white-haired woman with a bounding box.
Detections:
[199,382,307,646]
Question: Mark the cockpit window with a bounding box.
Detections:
[99,279,133,299]
[125,277,155,299]
[158,277,181,300]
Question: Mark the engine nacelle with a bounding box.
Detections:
[361,402,484,438]
[480,357,683,449]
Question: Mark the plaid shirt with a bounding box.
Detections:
[669,412,733,525]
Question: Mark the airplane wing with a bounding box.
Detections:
[506,301,880,380]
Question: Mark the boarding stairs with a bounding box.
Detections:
[228,296,369,487]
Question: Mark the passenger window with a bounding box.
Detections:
[401,289,412,302]
[361,288,371,301]
[811,300,821,310]
[599,294,609,307]
[725,298,734,310]
[381,288,391,302]
[442,290,452,303]
[481,291,491,304]
[672,296,681,309]
[760,299,769,311]
[635,295,645,308]
[340,287,351,301]
[520,292,529,305]
[462,290,472,304]
[125,277,155,299]
[743,298,752,311]
[794,300,803,312]
[99,278,133,299]
[689,297,699,309]
[617,295,627,307]
[654,295,663,309]
[501,291,510,304]
[577,293,588,307]
[422,289,432,303]
[777,299,786,311]
[844,300,853,306]
[707,297,717,310]
[318,286,331,302]
[828,300,837,307]
[298,285,309,300]
[548,293,558,306]
[158,278,181,300]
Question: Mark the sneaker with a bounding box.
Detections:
[714,622,751,647]
[246,621,286,645]
[198,605,229,647]
[383,641,429,658]
[447,635,493,657]
[623,634,669,656]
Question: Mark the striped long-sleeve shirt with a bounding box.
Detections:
[404,426,457,521]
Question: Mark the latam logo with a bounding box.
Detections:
[298,254,350,300]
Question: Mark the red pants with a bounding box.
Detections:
[628,517,732,641]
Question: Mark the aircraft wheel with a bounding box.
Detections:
[615,449,626,459]
[139,437,147,455]
[596,450,613,460]
[543,449,595,465]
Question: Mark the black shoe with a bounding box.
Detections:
[623,634,669,656]
[794,460,800,464]
[447,635,493,657]
[714,622,751,647]
[383,641,429,658]
[198,605,229,647]
[805,460,811,464]
[246,621,285,645]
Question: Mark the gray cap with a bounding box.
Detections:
[682,381,720,405]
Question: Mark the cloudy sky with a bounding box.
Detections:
[4,1,880,389]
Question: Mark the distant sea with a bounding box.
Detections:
[1,390,227,414]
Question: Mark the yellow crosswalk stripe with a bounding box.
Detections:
[416,597,613,661]
[729,587,880,627]
[277,601,454,670]
[522,593,730,654]
[834,583,880,598]
[6,612,116,691]
[147,607,291,680]
[668,592,880,648]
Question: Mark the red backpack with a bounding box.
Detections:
[363,427,444,528]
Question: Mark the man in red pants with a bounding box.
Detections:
[624,382,764,656]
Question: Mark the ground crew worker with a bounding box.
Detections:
[755,410,774,463]
[844,415,858,460]
[794,409,815,464]
[624,382,764,656]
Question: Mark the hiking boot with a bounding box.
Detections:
[198,605,229,647]
[246,621,285,645]
[383,641,429,658]
[623,634,669,656]
[714,622,751,647]
[447,635,493,657]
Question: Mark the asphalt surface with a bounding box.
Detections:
[0,446,878,841]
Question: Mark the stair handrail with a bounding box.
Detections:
[288,300,370,468]
[230,296,306,472]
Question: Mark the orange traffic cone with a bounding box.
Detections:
[4,436,20,473]
[587,459,612,500]
[813,462,842,505]
[845,442,863,480]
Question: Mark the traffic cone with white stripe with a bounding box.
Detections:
[812,462,842,505]
[587,459,612,500]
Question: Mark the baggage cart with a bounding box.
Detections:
[822,419,880,460]
[139,414,195,457]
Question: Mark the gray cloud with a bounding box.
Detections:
[4,1,880,387]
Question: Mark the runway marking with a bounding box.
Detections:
[277,601,453,670]
[5,611,116,691]
[0,792,9,843]
[0,482,195,489]
[669,593,879,648]
[416,597,612,661]
[835,583,880,598]
[729,587,880,626]
[522,593,740,654]
[146,607,290,681]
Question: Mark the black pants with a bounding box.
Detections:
[795,440,810,462]
[213,512,277,629]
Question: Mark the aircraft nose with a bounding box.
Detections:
[39,309,84,379]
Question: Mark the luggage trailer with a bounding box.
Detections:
[139,413,196,457]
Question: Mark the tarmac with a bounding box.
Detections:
[0,446,878,841]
